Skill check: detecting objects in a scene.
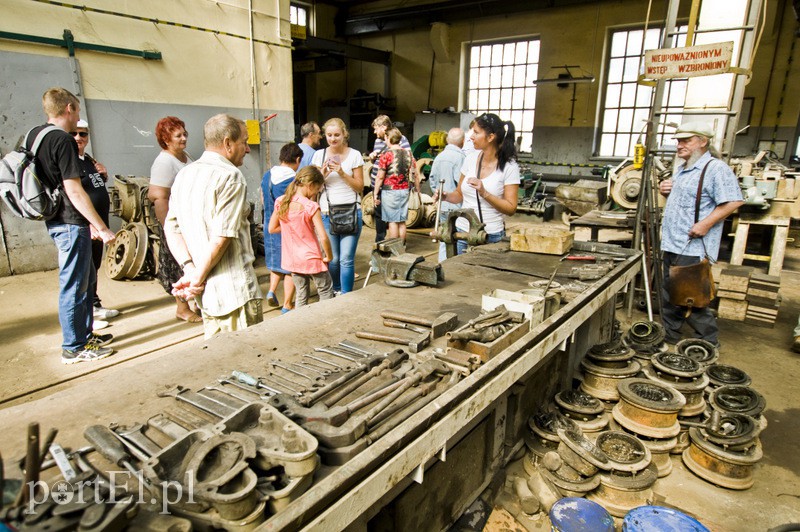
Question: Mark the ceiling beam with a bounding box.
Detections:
[343,0,601,36]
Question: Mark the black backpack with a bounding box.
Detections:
[0,125,62,220]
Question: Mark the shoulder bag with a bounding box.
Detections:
[667,160,716,311]
[323,148,359,235]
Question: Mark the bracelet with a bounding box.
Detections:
[181,259,194,268]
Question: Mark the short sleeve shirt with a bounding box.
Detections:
[311,147,364,211]
[457,151,520,235]
[661,151,743,261]
[150,151,192,188]
[377,148,415,190]
[31,124,85,226]
[430,144,466,211]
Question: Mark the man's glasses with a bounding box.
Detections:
[70,131,88,138]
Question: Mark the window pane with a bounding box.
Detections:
[600,134,616,155]
[610,32,627,57]
[620,83,637,107]
[618,108,634,133]
[635,85,652,107]
[605,84,621,107]
[644,28,660,50]
[297,7,306,26]
[608,58,625,83]
[623,58,640,82]
[603,109,619,131]
[467,38,539,153]
[626,30,643,55]
[489,89,500,109]
[514,65,527,87]
[521,133,533,152]
[614,134,631,157]
[500,88,513,109]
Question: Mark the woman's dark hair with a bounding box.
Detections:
[279,143,304,164]
[475,113,517,171]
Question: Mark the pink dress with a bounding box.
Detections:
[275,194,327,275]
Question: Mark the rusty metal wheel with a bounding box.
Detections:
[104,229,135,280]
[126,222,149,279]
[361,194,376,229]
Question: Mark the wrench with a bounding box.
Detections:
[292,362,331,376]
[111,423,161,458]
[303,354,350,370]
[271,361,325,383]
[218,377,272,397]
[314,347,360,363]
[265,373,308,393]
[337,341,375,357]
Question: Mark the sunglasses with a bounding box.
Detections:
[70,131,89,138]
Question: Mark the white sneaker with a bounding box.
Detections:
[92,320,109,331]
[94,306,120,319]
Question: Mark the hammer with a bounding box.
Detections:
[380,311,458,338]
[355,330,430,353]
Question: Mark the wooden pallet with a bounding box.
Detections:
[729,213,790,277]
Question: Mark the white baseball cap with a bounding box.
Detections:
[76,119,89,128]
[673,121,714,139]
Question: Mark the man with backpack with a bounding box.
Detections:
[34,88,117,364]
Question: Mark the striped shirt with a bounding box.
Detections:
[165,151,262,316]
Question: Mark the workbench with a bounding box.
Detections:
[0,241,640,531]
[570,210,635,243]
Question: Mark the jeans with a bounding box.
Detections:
[322,210,363,293]
[89,239,103,308]
[47,223,94,351]
[661,251,718,344]
[456,230,505,255]
[374,201,387,242]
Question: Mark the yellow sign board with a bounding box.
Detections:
[245,119,261,145]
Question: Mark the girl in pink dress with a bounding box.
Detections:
[268,166,335,308]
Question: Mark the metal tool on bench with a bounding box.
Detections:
[380,310,459,338]
[434,208,488,258]
[355,330,430,353]
[231,370,286,396]
[447,307,525,343]
[83,425,151,491]
[368,238,444,288]
[434,347,482,373]
[111,423,162,458]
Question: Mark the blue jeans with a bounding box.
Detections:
[456,230,505,255]
[47,223,94,351]
[322,210,363,293]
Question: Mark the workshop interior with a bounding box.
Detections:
[1,0,800,530]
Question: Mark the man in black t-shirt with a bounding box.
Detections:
[36,88,117,364]
[73,119,120,324]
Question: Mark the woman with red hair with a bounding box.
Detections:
[147,116,201,323]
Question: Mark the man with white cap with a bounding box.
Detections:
[658,121,743,346]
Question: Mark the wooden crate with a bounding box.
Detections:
[717,298,748,321]
[482,289,546,329]
[447,320,530,363]
[510,226,574,255]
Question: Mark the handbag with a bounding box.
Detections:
[322,149,359,235]
[667,161,716,311]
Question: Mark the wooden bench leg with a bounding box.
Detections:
[769,225,789,276]
[730,222,749,266]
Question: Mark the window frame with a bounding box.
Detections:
[464,36,541,154]
[594,23,688,160]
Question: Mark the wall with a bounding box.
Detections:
[339,0,799,164]
[0,0,295,275]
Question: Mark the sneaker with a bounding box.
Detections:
[92,320,109,331]
[87,332,114,347]
[94,305,120,319]
[281,307,291,314]
[62,344,114,365]
[266,291,279,307]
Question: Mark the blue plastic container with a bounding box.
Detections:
[623,505,710,531]
[549,497,615,532]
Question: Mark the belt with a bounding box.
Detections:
[381,185,409,191]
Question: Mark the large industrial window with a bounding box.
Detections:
[467,39,540,153]
[598,27,687,158]
[290,4,309,39]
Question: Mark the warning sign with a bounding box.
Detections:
[644,42,734,79]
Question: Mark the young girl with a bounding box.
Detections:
[268,166,335,308]
[373,127,418,242]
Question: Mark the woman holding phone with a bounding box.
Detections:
[311,118,364,294]
[434,113,519,254]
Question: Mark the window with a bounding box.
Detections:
[598,27,687,158]
[290,4,308,39]
[290,5,307,27]
[467,39,540,153]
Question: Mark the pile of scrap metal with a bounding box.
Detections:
[104,176,159,280]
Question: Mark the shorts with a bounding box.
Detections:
[202,298,263,339]
[380,189,409,223]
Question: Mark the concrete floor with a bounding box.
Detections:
[0,217,799,530]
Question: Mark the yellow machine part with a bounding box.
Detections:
[428,130,447,150]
